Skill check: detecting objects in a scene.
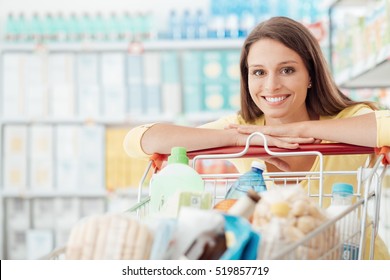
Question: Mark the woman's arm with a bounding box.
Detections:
[140,123,238,154]
[124,123,317,159]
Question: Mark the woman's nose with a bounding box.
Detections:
[264,75,280,93]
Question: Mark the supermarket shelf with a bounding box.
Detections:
[329,0,367,8]
[0,39,244,53]
[0,189,107,198]
[0,115,174,125]
[0,117,126,125]
[335,45,390,89]
[0,188,139,198]
[0,111,237,126]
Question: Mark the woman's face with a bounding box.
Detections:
[247,38,311,124]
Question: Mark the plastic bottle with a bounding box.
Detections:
[167,10,181,40]
[150,147,205,213]
[181,9,194,39]
[225,161,267,199]
[194,9,207,39]
[224,13,239,38]
[326,183,360,260]
[238,12,255,38]
[4,13,18,41]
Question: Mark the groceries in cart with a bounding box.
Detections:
[252,186,338,259]
[62,186,340,260]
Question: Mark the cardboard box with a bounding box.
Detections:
[3,156,27,190]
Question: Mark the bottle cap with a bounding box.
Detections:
[332,183,353,196]
[251,161,266,171]
[168,147,189,165]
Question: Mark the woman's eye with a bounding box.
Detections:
[253,70,264,76]
[281,67,295,74]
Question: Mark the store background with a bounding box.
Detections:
[0,0,389,260]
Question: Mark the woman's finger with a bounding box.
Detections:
[269,137,300,149]
[278,137,316,144]
[263,157,291,172]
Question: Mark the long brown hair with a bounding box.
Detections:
[239,16,376,123]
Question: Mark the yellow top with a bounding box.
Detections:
[375,110,390,147]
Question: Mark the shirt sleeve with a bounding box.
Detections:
[122,114,241,159]
[123,123,156,159]
[375,110,390,147]
[335,103,373,118]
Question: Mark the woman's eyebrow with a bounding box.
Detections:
[248,60,299,68]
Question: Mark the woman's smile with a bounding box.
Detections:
[262,94,290,105]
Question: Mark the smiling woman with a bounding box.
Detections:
[123,16,389,259]
[123,16,376,169]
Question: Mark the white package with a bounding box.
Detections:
[3,125,27,157]
[32,198,55,229]
[26,229,54,259]
[6,229,27,260]
[6,198,30,229]
[3,156,27,190]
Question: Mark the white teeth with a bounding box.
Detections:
[264,96,287,103]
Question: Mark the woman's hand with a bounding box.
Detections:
[227,124,318,172]
[228,123,319,148]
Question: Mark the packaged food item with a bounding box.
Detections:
[213,199,237,212]
[65,213,153,259]
[227,189,261,220]
[147,218,177,260]
[220,214,260,260]
[252,186,338,259]
[167,207,225,259]
[159,191,212,218]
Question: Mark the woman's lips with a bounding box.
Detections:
[262,95,289,104]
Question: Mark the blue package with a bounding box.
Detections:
[220,214,261,260]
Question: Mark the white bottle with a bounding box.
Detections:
[149,147,205,213]
[326,183,360,260]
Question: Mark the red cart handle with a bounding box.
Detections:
[375,146,390,165]
[150,143,376,171]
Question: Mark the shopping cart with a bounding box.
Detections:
[128,132,389,260]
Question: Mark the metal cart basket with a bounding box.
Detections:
[43,133,388,260]
[128,132,389,260]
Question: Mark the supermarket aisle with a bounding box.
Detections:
[0,0,389,260]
